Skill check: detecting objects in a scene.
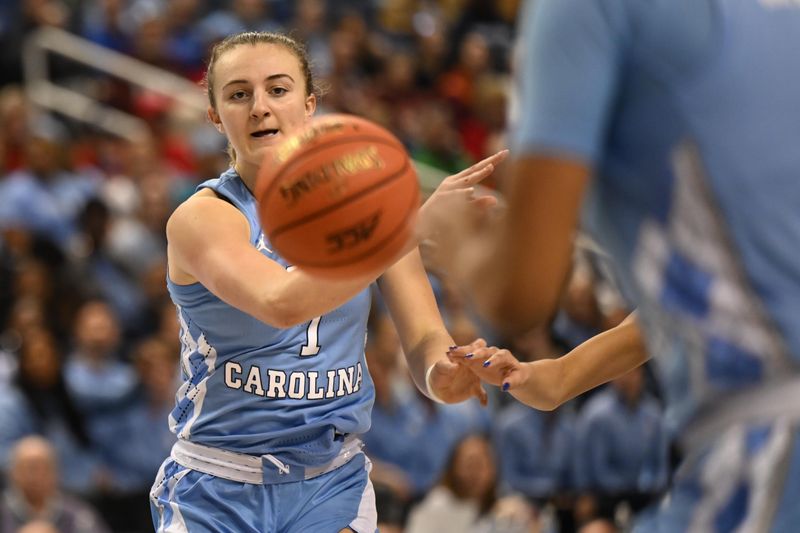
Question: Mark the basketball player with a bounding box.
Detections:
[149,31,507,533]
[436,0,800,530]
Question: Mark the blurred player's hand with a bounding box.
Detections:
[415,150,507,257]
[417,151,508,290]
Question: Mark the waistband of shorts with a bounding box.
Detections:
[170,435,364,485]
[681,376,800,451]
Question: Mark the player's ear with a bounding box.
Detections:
[208,107,224,134]
[305,94,316,118]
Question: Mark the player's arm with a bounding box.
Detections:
[377,250,486,405]
[451,314,648,410]
[436,0,626,335]
[167,193,381,328]
[461,157,590,332]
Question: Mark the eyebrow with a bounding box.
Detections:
[222,74,295,90]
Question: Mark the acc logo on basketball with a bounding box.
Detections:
[326,211,381,253]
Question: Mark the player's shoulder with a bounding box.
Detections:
[167,189,248,243]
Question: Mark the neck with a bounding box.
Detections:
[234,163,257,193]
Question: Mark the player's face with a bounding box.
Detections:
[209,43,316,180]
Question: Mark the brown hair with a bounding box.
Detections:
[203,32,318,163]
[439,434,497,515]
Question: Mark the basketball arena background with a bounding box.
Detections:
[0,2,661,532]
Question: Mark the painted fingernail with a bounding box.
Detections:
[502,383,510,391]
[449,345,458,351]
[465,353,474,359]
[482,361,491,367]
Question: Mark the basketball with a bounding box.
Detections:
[254,114,420,279]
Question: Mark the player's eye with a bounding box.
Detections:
[270,87,288,96]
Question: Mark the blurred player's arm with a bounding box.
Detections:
[451,313,648,410]
[461,156,589,333]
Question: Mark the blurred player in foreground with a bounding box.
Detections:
[437,0,800,530]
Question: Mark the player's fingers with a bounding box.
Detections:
[470,195,498,209]
[448,338,487,357]
[472,382,488,406]
[502,368,526,392]
[449,345,495,363]
[480,350,518,373]
[449,149,508,181]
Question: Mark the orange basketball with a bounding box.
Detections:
[254,114,420,279]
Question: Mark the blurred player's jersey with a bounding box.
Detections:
[513,0,800,436]
[166,168,374,467]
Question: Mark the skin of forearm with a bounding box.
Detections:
[555,321,649,406]
[258,270,380,328]
[403,330,455,396]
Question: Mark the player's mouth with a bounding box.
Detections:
[251,128,280,139]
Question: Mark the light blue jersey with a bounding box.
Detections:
[166,168,374,468]
[515,0,800,529]
[515,0,800,435]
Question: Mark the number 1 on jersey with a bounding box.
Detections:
[300,316,321,356]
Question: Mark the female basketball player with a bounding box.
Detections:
[149,31,508,533]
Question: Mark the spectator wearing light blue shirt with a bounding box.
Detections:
[573,366,667,518]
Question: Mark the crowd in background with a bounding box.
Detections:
[0,1,670,532]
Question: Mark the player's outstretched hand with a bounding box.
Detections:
[426,341,491,406]
[448,340,562,411]
[447,338,515,388]
[415,150,508,245]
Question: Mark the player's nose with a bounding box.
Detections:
[250,91,272,119]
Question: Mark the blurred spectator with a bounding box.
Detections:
[155,300,181,355]
[81,0,132,53]
[126,336,178,476]
[80,336,177,533]
[406,434,536,533]
[0,115,99,252]
[288,0,333,78]
[409,102,472,174]
[15,521,59,533]
[493,402,577,513]
[437,30,492,115]
[0,436,110,533]
[461,75,509,163]
[578,518,618,533]
[68,198,147,329]
[0,0,69,85]
[0,328,99,494]
[0,298,45,383]
[573,366,667,522]
[0,86,28,173]
[448,0,518,71]
[552,261,606,350]
[198,0,282,47]
[63,300,148,530]
[64,299,136,410]
[162,0,206,79]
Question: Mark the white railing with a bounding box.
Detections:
[22,27,207,142]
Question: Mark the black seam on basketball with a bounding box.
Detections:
[261,135,406,204]
[269,157,412,239]
[276,186,419,268]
